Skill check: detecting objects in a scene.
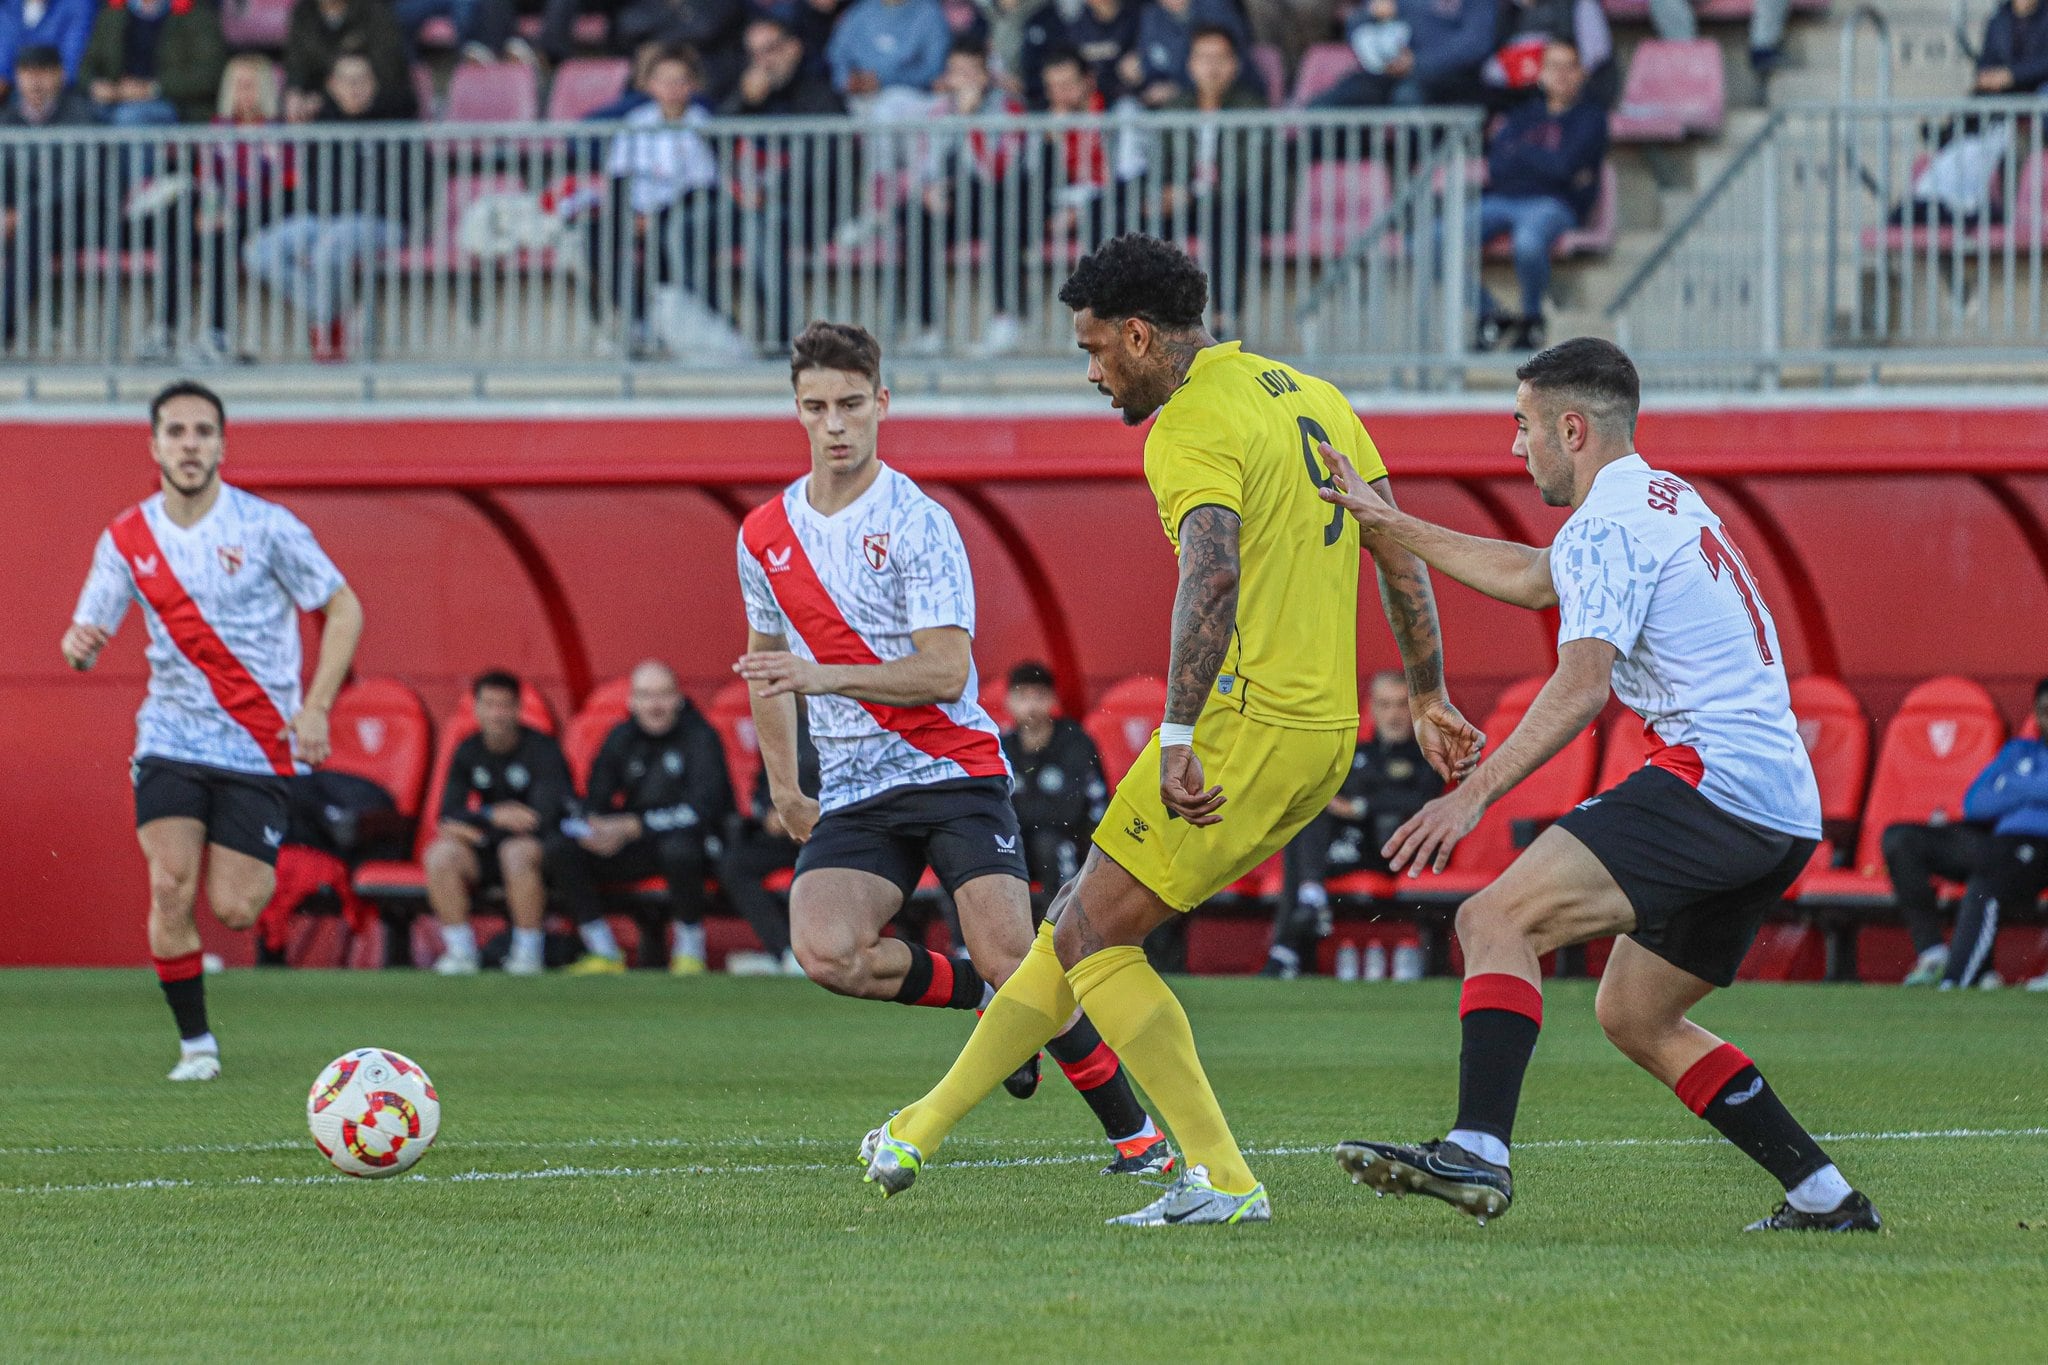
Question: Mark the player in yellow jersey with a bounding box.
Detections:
[859,235,1484,1225]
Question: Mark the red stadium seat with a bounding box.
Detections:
[1249,43,1287,106]
[1288,42,1362,108]
[516,12,609,45]
[1398,676,1597,897]
[220,0,291,49]
[1610,39,1724,143]
[562,676,633,788]
[1799,676,2005,903]
[1083,676,1167,783]
[446,61,539,123]
[1269,158,1394,261]
[545,56,631,121]
[708,679,763,808]
[1789,675,1871,827]
[323,677,433,818]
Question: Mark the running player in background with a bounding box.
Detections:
[734,322,1172,1176]
[1321,338,1880,1232]
[861,236,1483,1225]
[61,380,364,1081]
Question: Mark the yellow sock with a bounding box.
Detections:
[1066,946,1257,1195]
[891,921,1075,1156]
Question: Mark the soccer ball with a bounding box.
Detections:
[307,1048,441,1178]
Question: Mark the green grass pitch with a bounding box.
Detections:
[4,969,2045,1361]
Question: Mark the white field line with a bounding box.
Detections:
[6,1126,2045,1198]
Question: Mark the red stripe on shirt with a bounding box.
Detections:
[109,505,297,776]
[1644,722,1705,789]
[742,496,1007,778]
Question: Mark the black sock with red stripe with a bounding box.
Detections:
[890,943,987,1010]
[153,952,211,1042]
[1451,973,1544,1151]
[1046,1016,1149,1141]
[1673,1043,1832,1190]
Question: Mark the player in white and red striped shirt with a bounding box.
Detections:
[732,323,1173,1179]
[61,381,364,1082]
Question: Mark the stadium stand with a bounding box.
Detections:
[561,675,633,787]
[544,54,631,121]
[1608,37,1725,141]
[323,677,434,822]
[445,58,540,121]
[1083,676,1168,783]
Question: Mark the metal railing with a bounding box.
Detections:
[0,108,1483,388]
[1608,95,2048,387]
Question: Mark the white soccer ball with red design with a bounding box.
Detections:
[307,1048,441,1178]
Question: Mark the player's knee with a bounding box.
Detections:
[212,883,271,929]
[1453,889,1515,949]
[791,937,861,994]
[148,863,199,916]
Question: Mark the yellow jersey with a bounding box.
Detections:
[1143,341,1386,731]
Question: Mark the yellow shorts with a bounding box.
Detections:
[1092,702,1355,913]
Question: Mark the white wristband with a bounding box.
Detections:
[1158,722,1196,750]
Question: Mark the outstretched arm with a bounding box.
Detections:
[1366,474,1485,782]
[1158,505,1241,827]
[1382,638,1615,874]
[1321,444,1558,610]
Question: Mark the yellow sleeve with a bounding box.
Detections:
[1327,389,1389,485]
[1146,400,1245,552]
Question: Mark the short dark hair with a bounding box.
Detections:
[790,320,882,389]
[1188,24,1240,51]
[1040,48,1086,79]
[472,669,521,701]
[1058,234,1209,331]
[949,33,988,60]
[150,379,226,431]
[1515,337,1639,433]
[1007,661,1055,691]
[648,42,702,81]
[16,43,62,72]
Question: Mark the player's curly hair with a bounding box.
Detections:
[790,320,883,389]
[1057,235,1208,332]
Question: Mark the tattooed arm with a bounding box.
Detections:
[1159,504,1240,826]
[1365,475,1486,783]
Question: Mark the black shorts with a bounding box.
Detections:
[797,777,1030,902]
[1554,766,1818,988]
[133,756,291,866]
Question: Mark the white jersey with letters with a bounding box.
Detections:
[736,463,1009,813]
[73,484,346,777]
[1551,454,1821,838]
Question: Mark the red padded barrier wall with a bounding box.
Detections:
[6,403,2047,964]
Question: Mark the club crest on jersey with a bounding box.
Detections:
[131,553,158,578]
[765,546,794,575]
[217,544,246,576]
[862,533,891,571]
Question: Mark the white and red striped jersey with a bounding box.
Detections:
[73,485,346,777]
[737,463,1009,812]
[1552,454,1821,838]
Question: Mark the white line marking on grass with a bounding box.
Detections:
[6,1127,2045,1198]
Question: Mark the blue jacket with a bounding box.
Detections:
[1963,737,2048,838]
[1401,0,1495,87]
[0,0,97,82]
[1979,1,2048,94]
[1487,93,1608,222]
[1135,0,1247,89]
[826,0,951,93]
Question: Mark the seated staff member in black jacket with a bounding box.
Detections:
[1001,661,1109,913]
[427,670,574,977]
[1264,671,1444,978]
[717,701,822,974]
[550,661,735,975]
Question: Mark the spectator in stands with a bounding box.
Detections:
[1886,679,2048,991]
[242,53,414,363]
[1474,37,1605,352]
[1063,0,1142,103]
[392,0,529,72]
[1485,0,1612,111]
[826,0,950,99]
[424,670,574,976]
[895,34,1031,358]
[79,0,224,125]
[0,0,95,96]
[0,45,100,352]
[717,701,819,975]
[723,15,843,113]
[581,37,660,119]
[1134,0,1246,106]
[1649,0,1785,85]
[581,43,739,360]
[1262,672,1441,978]
[283,0,415,122]
[1036,49,1144,244]
[616,0,747,100]
[1314,0,1492,110]
[1156,24,1265,337]
[1974,0,2048,97]
[977,0,1056,101]
[547,661,734,975]
[1000,662,1107,910]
